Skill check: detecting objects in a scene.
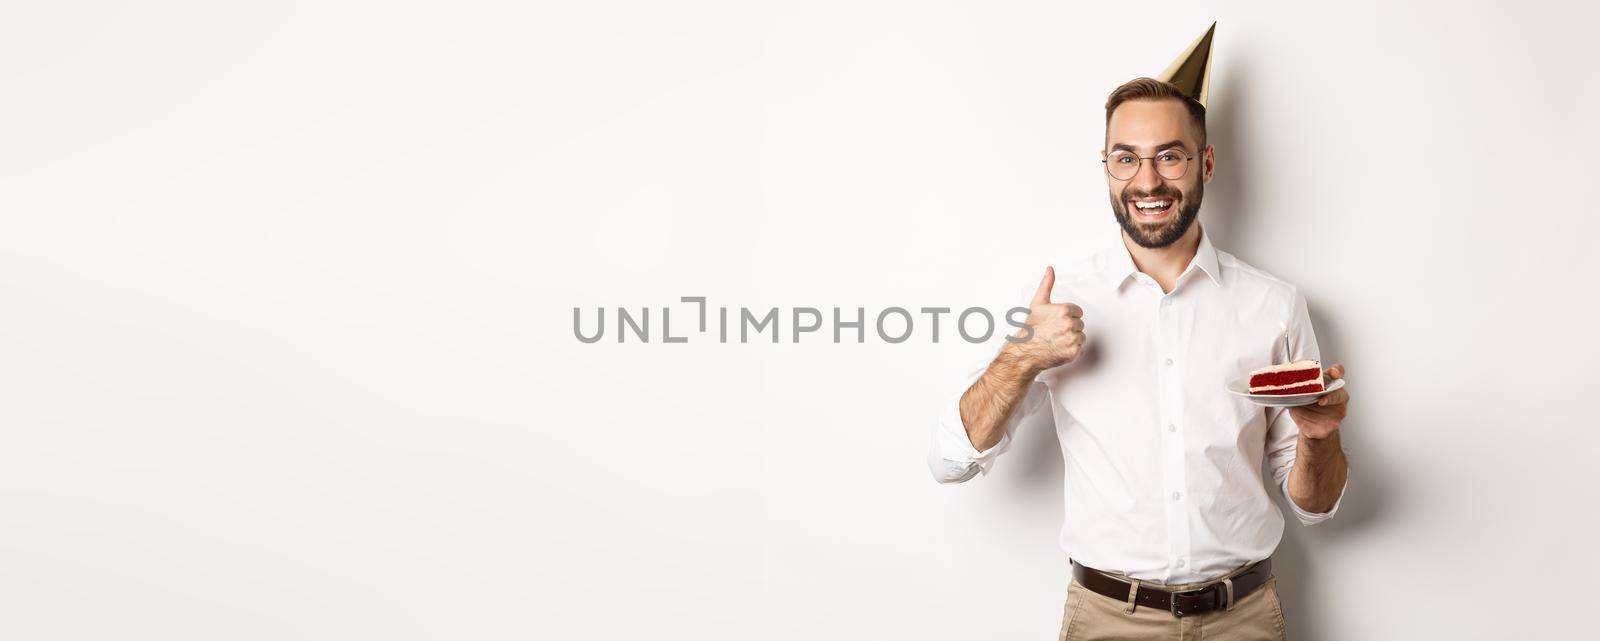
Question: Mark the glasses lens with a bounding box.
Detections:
[1106,151,1139,180]
[1154,151,1189,180]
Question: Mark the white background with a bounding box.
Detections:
[2,1,1597,639]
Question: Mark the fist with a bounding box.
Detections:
[1013,266,1086,372]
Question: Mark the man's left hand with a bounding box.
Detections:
[1288,364,1348,440]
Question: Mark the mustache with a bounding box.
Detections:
[1122,187,1182,201]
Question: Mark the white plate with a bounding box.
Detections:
[1225,376,1344,407]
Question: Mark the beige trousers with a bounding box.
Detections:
[1057,564,1288,641]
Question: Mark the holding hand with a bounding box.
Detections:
[1288,364,1350,439]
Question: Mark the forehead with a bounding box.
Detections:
[1106,98,1199,150]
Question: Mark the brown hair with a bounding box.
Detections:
[1104,77,1206,146]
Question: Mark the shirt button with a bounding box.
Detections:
[1172,491,1182,501]
[1168,423,1177,433]
[1177,558,1187,568]
[1162,299,1172,307]
[1165,358,1174,367]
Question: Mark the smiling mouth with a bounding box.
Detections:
[1130,197,1177,221]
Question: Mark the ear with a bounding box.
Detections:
[1201,143,1215,184]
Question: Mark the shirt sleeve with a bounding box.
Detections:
[1263,287,1350,525]
[926,352,1050,484]
[927,280,1053,485]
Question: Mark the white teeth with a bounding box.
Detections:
[1135,200,1171,210]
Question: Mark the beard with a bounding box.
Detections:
[1110,180,1202,249]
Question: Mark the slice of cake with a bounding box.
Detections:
[1248,360,1324,395]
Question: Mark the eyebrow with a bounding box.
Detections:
[1110,140,1191,154]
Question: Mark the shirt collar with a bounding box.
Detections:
[1103,225,1223,290]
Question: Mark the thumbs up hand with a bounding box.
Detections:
[1009,266,1087,374]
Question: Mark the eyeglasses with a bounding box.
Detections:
[1102,148,1195,181]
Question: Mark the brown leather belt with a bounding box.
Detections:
[1070,558,1273,618]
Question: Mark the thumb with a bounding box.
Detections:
[1031,266,1056,306]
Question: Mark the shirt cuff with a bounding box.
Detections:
[1280,465,1348,526]
[932,394,1013,480]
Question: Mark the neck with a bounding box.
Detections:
[1122,222,1202,294]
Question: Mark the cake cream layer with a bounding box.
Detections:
[1249,378,1326,392]
[1250,359,1322,375]
[1250,382,1325,396]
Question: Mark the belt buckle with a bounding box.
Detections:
[1168,586,1213,618]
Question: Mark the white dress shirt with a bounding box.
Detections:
[928,225,1349,584]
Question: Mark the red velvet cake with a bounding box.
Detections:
[1248,360,1324,395]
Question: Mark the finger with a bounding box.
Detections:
[1031,266,1056,306]
[1063,302,1084,318]
[1316,388,1348,406]
[1291,408,1329,432]
[1327,363,1345,379]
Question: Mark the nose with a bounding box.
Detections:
[1128,157,1163,193]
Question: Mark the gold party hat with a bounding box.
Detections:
[1156,22,1215,107]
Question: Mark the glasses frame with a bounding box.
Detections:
[1102,148,1197,182]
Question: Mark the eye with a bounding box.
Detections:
[1157,151,1180,162]
[1114,155,1135,164]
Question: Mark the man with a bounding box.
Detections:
[926,25,1351,641]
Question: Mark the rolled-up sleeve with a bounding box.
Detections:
[1264,287,1350,525]
[927,353,1049,484]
